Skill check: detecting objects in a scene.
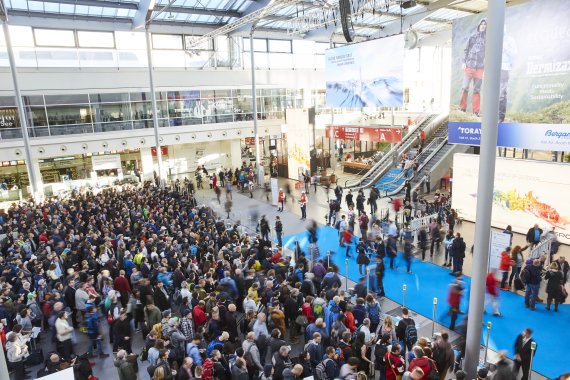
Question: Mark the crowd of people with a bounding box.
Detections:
[0,165,567,380]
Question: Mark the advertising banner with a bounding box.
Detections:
[325,35,404,108]
[452,153,570,245]
[489,231,511,270]
[448,0,570,149]
[326,126,403,142]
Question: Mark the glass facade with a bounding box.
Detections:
[0,88,303,140]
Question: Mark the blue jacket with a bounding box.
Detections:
[324,300,341,334]
[186,342,203,366]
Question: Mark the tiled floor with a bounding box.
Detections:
[15,177,564,380]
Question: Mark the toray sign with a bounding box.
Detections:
[326,126,403,143]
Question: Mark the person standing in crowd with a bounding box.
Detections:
[524,259,543,311]
[513,328,536,380]
[275,216,283,248]
[422,171,431,194]
[114,349,137,380]
[396,308,417,354]
[545,262,564,311]
[299,191,307,220]
[431,332,454,380]
[55,310,74,359]
[508,245,528,288]
[277,188,285,212]
[450,233,466,275]
[385,343,406,380]
[499,247,513,289]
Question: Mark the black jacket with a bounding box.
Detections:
[451,238,466,259]
[514,334,536,362]
[526,227,543,244]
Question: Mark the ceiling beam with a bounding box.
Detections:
[6,9,133,23]
[165,6,240,18]
[34,0,139,9]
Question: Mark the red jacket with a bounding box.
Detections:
[343,230,353,244]
[385,352,405,380]
[344,311,357,333]
[499,251,513,271]
[193,305,208,328]
[302,303,315,324]
[447,285,461,310]
[486,273,499,297]
[113,276,131,294]
[409,357,434,380]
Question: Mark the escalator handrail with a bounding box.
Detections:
[344,114,436,188]
[386,137,449,197]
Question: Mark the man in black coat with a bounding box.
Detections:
[64,278,77,327]
[513,328,536,380]
[450,233,466,275]
[526,224,543,249]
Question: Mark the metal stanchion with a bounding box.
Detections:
[432,297,438,337]
[484,322,492,365]
[529,342,537,380]
[366,266,370,294]
[403,284,407,307]
[327,251,331,268]
[345,258,349,291]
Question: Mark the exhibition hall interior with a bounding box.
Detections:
[0,0,569,380]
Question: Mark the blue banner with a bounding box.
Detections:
[449,121,570,150]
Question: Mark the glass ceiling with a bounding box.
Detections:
[3,0,482,40]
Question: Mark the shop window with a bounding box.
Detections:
[46,104,93,126]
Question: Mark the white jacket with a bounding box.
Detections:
[56,317,74,342]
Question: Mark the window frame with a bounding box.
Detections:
[151,33,184,50]
[33,28,77,48]
[76,30,116,49]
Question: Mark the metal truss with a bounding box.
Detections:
[287,0,401,35]
[185,0,304,49]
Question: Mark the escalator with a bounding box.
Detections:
[384,120,456,197]
[344,113,448,190]
[375,120,449,194]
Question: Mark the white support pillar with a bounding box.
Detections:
[229,139,242,169]
[140,147,155,182]
[249,33,264,186]
[464,1,506,378]
[2,21,41,201]
[145,27,164,188]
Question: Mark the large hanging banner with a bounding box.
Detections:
[452,153,570,245]
[448,0,570,150]
[325,34,404,108]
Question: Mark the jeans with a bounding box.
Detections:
[89,335,104,355]
[452,257,463,273]
[500,271,509,288]
[300,205,306,219]
[508,266,521,286]
[276,232,283,247]
[525,284,540,308]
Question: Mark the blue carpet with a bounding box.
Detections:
[282,226,569,379]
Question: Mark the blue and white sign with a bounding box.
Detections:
[449,121,570,150]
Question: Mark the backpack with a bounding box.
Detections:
[207,340,223,357]
[313,303,324,319]
[243,344,255,369]
[337,344,351,364]
[519,266,530,284]
[172,289,182,305]
[202,358,215,380]
[404,321,418,346]
[314,358,332,380]
[374,343,388,370]
[427,359,439,380]
[367,303,380,323]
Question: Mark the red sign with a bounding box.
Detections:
[326,126,402,143]
[151,147,168,157]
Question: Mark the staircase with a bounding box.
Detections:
[346,114,438,189]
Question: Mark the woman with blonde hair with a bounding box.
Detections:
[379,315,397,342]
[153,366,165,380]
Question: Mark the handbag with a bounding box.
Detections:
[295,315,309,327]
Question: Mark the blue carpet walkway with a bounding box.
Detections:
[282,226,569,379]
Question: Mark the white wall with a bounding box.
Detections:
[0,67,326,95]
[0,119,282,161]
